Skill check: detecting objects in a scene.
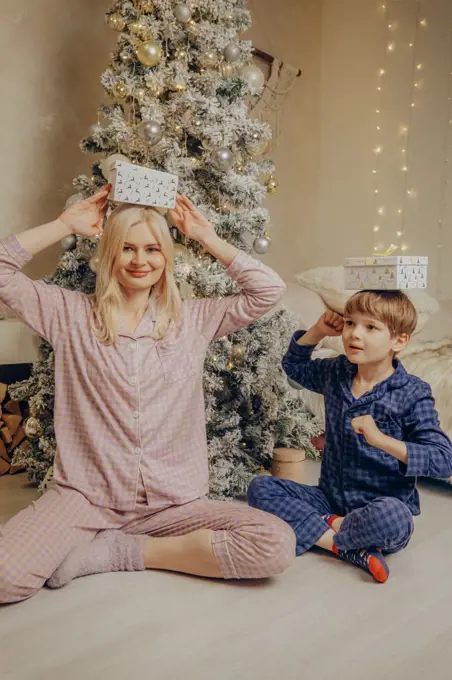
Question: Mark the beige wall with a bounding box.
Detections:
[315,0,452,299]
[0,0,451,297]
[0,0,115,278]
[250,0,452,298]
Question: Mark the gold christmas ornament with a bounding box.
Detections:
[246,139,269,157]
[89,255,100,273]
[231,344,245,362]
[107,13,126,31]
[129,18,148,35]
[24,417,43,439]
[145,80,163,96]
[136,40,162,67]
[113,82,129,99]
[134,87,147,104]
[265,175,279,193]
[135,0,154,12]
[220,62,234,78]
[200,50,218,68]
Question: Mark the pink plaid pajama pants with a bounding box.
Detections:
[0,484,295,603]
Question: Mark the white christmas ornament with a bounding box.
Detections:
[240,64,265,94]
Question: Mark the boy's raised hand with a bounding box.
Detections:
[314,310,344,337]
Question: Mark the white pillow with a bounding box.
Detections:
[281,282,326,329]
[294,266,439,333]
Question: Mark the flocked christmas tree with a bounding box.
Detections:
[10,0,321,497]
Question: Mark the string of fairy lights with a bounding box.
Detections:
[371,1,427,254]
[436,30,452,296]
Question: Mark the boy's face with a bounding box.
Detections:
[342,312,408,365]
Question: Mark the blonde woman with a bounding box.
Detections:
[0,188,295,603]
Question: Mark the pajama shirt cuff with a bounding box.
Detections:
[1,235,33,268]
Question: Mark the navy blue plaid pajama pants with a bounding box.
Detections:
[247,477,414,556]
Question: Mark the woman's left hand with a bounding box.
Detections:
[168,195,216,244]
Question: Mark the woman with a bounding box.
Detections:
[0,188,295,603]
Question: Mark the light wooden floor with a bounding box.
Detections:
[2,461,452,680]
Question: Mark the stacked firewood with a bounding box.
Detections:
[0,383,29,476]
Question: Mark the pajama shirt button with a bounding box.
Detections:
[134,447,141,455]
[129,342,136,350]
[133,411,139,419]
[130,377,137,385]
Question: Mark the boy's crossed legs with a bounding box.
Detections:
[248,476,414,583]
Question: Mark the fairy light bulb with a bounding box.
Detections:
[377,206,385,215]
[387,42,396,53]
[419,18,428,27]
[373,225,380,232]
[374,145,383,155]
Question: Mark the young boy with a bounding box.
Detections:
[248,290,452,583]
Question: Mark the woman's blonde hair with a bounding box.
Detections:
[90,204,181,345]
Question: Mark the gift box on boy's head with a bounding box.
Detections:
[344,254,428,290]
[110,160,178,209]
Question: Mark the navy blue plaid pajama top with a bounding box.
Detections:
[283,331,452,516]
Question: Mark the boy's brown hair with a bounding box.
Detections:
[344,290,418,336]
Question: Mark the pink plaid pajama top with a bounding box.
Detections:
[0,235,285,511]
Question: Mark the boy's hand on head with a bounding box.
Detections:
[314,310,344,337]
[351,415,384,448]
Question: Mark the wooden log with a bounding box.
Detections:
[8,426,25,453]
[0,426,12,445]
[0,383,7,403]
[0,437,10,462]
[9,464,26,475]
[2,413,22,437]
[0,457,10,475]
[4,400,21,415]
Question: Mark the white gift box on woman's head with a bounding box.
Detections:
[344,256,428,290]
[110,161,178,208]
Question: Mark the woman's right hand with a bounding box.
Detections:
[57,186,111,237]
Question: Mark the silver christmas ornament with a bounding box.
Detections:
[253,235,271,255]
[287,377,303,390]
[240,64,265,94]
[138,119,163,145]
[210,147,234,172]
[174,3,192,22]
[61,234,77,252]
[224,43,241,63]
